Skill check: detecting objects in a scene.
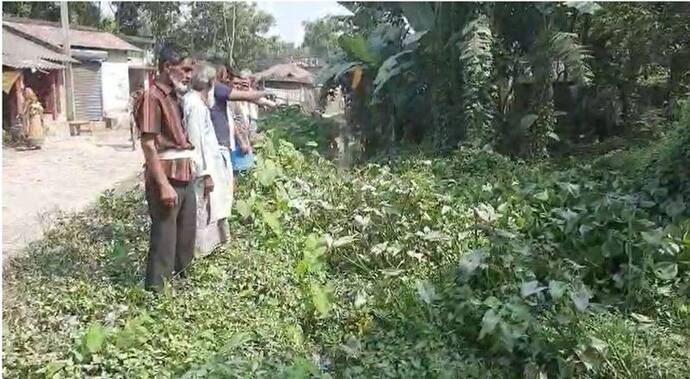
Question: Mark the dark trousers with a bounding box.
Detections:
[144,179,196,291]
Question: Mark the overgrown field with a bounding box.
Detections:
[3,110,690,378]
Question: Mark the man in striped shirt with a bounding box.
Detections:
[134,45,203,291]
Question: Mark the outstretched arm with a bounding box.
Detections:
[229,89,269,102]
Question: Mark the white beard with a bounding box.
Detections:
[172,79,189,96]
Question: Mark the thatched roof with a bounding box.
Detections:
[253,63,314,85]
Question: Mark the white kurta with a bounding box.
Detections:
[183,91,233,256]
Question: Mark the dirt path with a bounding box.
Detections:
[2,129,143,260]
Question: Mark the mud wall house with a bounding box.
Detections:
[3,18,143,129]
[2,26,76,136]
[254,63,317,113]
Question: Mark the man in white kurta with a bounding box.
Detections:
[183,64,233,257]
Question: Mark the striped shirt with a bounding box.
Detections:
[134,80,193,182]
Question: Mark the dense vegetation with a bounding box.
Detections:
[4,106,690,378]
[315,2,690,159]
[4,2,690,378]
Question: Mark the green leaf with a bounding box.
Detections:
[332,235,358,249]
[534,190,549,201]
[310,283,333,317]
[654,261,678,280]
[570,284,591,312]
[520,114,539,130]
[257,159,279,187]
[403,30,428,47]
[42,360,66,378]
[316,60,361,85]
[354,290,368,308]
[83,322,107,354]
[372,51,413,99]
[589,336,607,353]
[114,316,150,349]
[420,230,449,242]
[295,257,311,277]
[566,1,603,15]
[339,33,380,65]
[459,250,483,276]
[631,313,653,324]
[354,214,370,228]
[262,210,282,235]
[220,332,251,354]
[478,309,500,340]
[548,280,568,300]
[520,280,547,298]
[286,325,304,348]
[641,229,664,247]
[474,203,500,224]
[664,198,686,218]
[415,279,436,304]
[399,3,435,32]
[285,357,320,379]
[234,199,253,220]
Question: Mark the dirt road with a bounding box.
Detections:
[2,129,143,260]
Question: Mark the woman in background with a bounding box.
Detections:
[21,87,45,150]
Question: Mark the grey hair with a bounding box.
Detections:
[191,63,217,91]
[240,69,252,78]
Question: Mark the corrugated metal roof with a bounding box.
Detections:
[2,55,65,70]
[4,19,141,52]
[2,28,75,70]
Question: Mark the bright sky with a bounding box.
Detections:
[255,1,351,46]
[99,1,350,46]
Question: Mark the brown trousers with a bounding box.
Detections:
[144,179,196,291]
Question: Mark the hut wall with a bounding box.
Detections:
[264,81,317,112]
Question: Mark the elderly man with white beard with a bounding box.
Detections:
[182,63,234,257]
[134,44,199,291]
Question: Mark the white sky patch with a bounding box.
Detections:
[256,1,351,46]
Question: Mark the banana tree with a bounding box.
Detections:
[317,3,424,157]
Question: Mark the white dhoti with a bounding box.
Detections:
[183,91,235,257]
[194,148,233,257]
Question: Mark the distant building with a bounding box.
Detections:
[4,17,147,127]
[254,63,317,112]
[118,33,156,94]
[3,25,77,135]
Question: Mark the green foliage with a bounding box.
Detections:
[3,1,112,29]
[317,2,690,158]
[4,110,689,378]
[457,14,495,146]
[302,16,350,59]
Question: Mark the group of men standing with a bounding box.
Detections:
[134,45,274,291]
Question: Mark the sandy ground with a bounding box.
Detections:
[2,129,143,260]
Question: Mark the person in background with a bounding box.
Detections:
[245,74,275,140]
[183,62,232,256]
[228,70,275,175]
[239,70,260,140]
[229,75,255,175]
[134,44,196,291]
[20,87,45,150]
[128,85,145,151]
[210,65,268,172]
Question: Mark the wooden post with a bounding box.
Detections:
[51,71,58,120]
[61,1,76,121]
